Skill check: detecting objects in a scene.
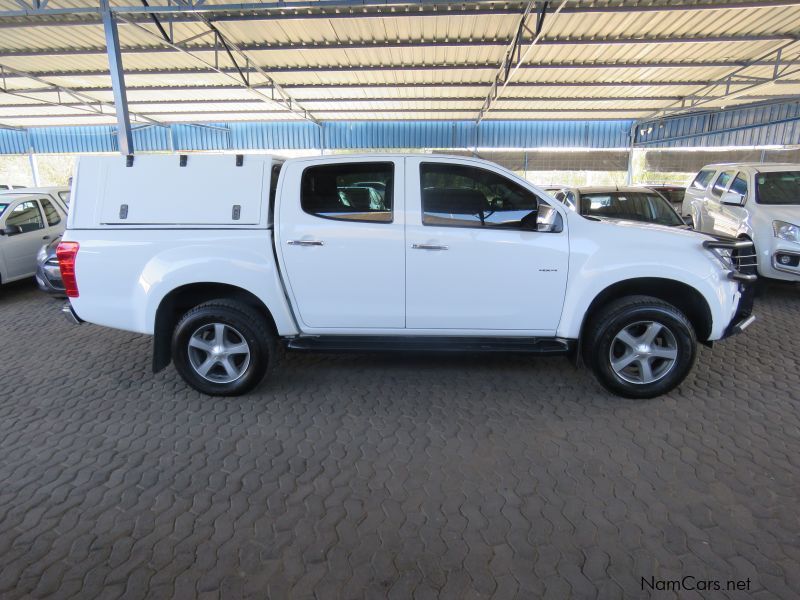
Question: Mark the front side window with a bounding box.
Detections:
[729,174,748,199]
[579,192,684,227]
[691,169,715,190]
[711,171,734,197]
[755,171,800,205]
[40,197,61,226]
[420,163,540,230]
[301,162,393,223]
[5,201,43,232]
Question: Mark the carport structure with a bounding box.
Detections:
[1,0,800,156]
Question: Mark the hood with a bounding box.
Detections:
[756,204,800,224]
[580,215,707,239]
[592,216,690,231]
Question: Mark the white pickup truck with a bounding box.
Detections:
[60,154,756,399]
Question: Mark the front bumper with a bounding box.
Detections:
[61,302,83,325]
[721,278,756,339]
[35,258,66,297]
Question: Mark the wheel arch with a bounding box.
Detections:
[152,282,278,373]
[577,277,713,357]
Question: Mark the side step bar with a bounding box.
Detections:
[286,335,575,355]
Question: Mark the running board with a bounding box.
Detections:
[286,335,575,355]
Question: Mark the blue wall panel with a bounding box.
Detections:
[635,101,800,148]
[0,129,28,154]
[3,106,798,156]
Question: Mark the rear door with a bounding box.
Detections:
[404,157,569,333]
[38,195,66,240]
[1,199,47,279]
[684,168,716,219]
[276,158,405,330]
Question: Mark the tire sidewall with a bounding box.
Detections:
[172,305,271,396]
[592,305,696,399]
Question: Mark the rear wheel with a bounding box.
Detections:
[171,300,275,396]
[585,295,697,399]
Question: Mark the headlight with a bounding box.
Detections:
[773,220,800,243]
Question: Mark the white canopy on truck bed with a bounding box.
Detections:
[68,154,279,229]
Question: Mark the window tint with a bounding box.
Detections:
[729,174,748,198]
[579,192,683,227]
[420,163,540,230]
[691,169,715,190]
[6,201,43,232]
[711,171,734,197]
[40,197,61,226]
[301,162,393,223]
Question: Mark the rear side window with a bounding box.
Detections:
[420,163,540,229]
[691,169,715,190]
[301,162,393,223]
[711,171,734,197]
[58,190,70,206]
[40,197,61,226]
[729,174,748,198]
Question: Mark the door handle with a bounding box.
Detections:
[287,240,324,246]
[412,243,448,251]
[42,235,50,240]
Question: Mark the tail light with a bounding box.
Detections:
[56,241,80,298]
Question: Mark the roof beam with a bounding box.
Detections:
[11,79,797,95]
[640,38,800,121]
[0,0,796,22]
[8,59,800,81]
[3,34,796,58]
[0,63,164,127]
[116,16,319,123]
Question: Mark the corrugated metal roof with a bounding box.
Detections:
[1,0,800,128]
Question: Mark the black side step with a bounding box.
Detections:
[286,336,575,355]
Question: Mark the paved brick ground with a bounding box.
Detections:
[0,279,798,599]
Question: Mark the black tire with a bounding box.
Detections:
[171,300,276,396]
[584,295,697,399]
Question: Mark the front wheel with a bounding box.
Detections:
[171,300,275,396]
[585,295,697,399]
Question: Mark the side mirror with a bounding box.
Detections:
[0,224,23,236]
[720,191,745,206]
[683,215,694,227]
[520,201,540,231]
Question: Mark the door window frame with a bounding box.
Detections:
[3,199,45,232]
[417,161,552,232]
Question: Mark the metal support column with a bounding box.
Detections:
[101,0,133,155]
[625,123,636,185]
[28,149,40,186]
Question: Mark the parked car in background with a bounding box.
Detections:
[552,186,688,228]
[0,191,67,285]
[36,235,65,296]
[645,185,686,212]
[60,154,755,399]
[683,163,799,282]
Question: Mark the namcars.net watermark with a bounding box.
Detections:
[642,576,752,593]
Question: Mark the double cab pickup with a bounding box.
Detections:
[60,154,756,398]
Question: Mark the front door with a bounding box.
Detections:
[404,158,569,333]
[277,158,405,330]
[1,199,47,279]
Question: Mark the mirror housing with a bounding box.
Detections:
[0,224,23,236]
[683,215,694,227]
[720,191,745,206]
[519,200,540,231]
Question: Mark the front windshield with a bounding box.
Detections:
[579,192,684,226]
[756,171,800,205]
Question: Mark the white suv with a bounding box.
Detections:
[682,163,800,282]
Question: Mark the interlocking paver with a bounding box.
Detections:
[0,278,799,598]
